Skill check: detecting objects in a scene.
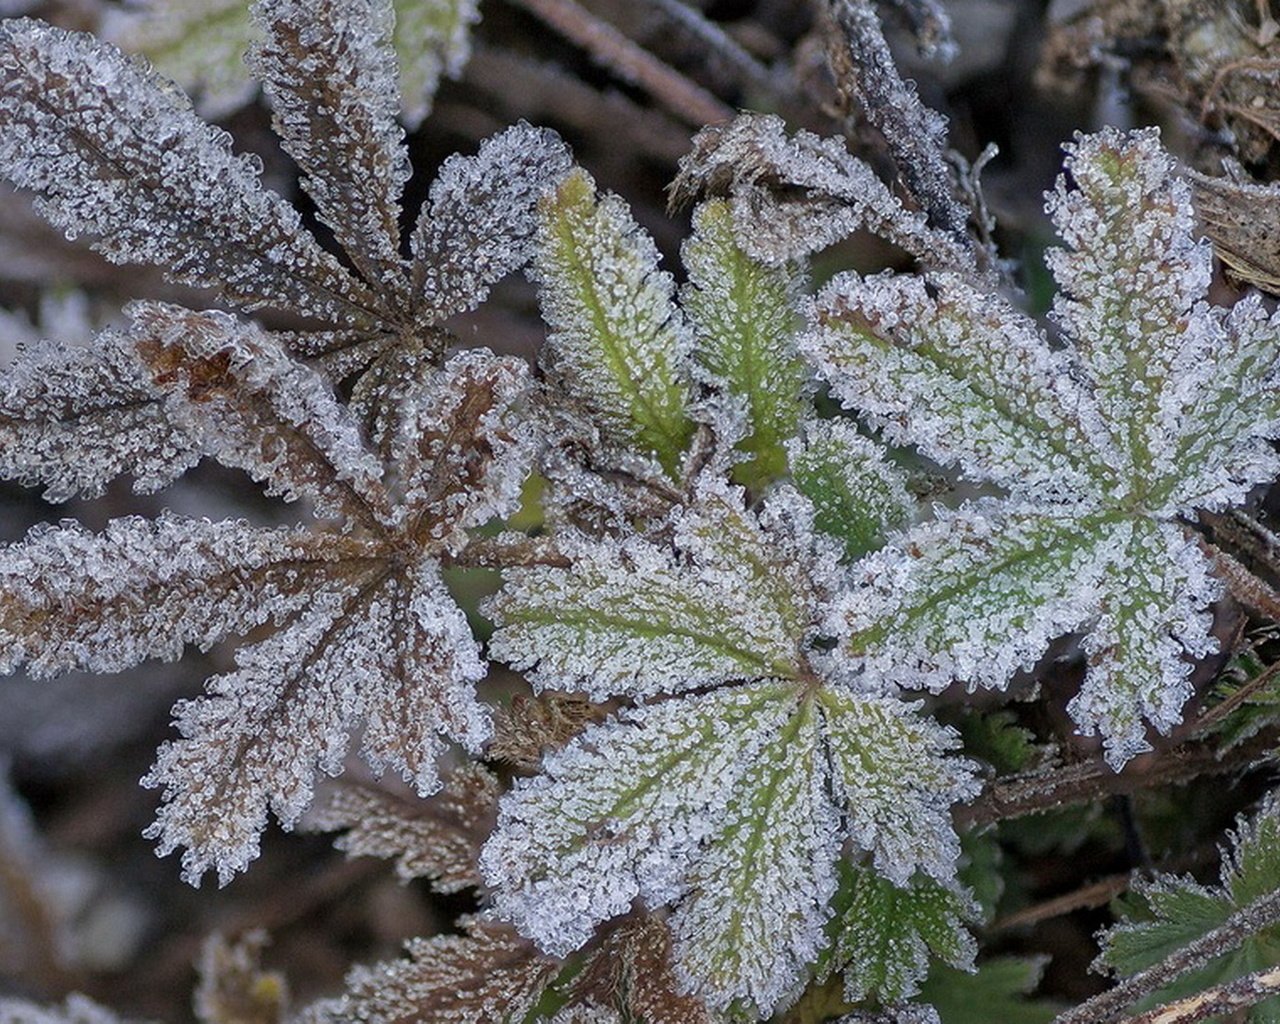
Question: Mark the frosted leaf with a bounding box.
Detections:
[805,127,1277,767]
[830,866,977,1003]
[0,512,366,678]
[105,0,479,128]
[143,554,490,885]
[787,419,912,562]
[1046,127,1212,473]
[393,0,481,129]
[1098,794,1280,1015]
[532,168,694,478]
[0,19,379,323]
[680,199,808,488]
[670,697,837,1014]
[1071,520,1220,769]
[803,269,1114,498]
[412,123,574,323]
[839,501,1122,695]
[0,995,134,1024]
[817,688,977,884]
[481,682,975,1012]
[300,916,558,1024]
[671,113,969,271]
[306,764,499,889]
[101,0,259,120]
[129,303,391,526]
[391,349,538,551]
[250,0,410,296]
[486,482,813,700]
[0,328,199,500]
[1158,294,1280,513]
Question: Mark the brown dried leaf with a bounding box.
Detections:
[300,916,559,1024]
[306,765,499,890]
[1191,168,1280,295]
[489,691,602,771]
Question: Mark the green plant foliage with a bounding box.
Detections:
[918,958,1060,1024]
[1099,797,1280,1020]
[682,199,809,489]
[812,127,1280,769]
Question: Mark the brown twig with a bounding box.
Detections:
[506,0,734,128]
[1200,539,1280,622]
[956,730,1279,830]
[1119,964,1280,1024]
[454,533,571,569]
[992,874,1135,933]
[1050,887,1280,1024]
[1191,656,1280,736]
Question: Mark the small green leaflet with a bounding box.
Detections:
[1099,796,1280,1022]
[682,199,809,489]
[807,127,1280,768]
[918,958,1061,1024]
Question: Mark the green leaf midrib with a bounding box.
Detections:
[550,202,691,476]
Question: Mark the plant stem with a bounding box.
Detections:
[1118,963,1280,1023]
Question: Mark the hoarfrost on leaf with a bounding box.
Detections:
[809,126,1275,767]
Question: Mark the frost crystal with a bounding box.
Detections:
[807,127,1280,767]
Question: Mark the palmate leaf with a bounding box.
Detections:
[807,126,1279,767]
[1098,796,1280,1021]
[485,481,976,1014]
[532,168,695,478]
[479,681,973,1015]
[104,0,479,128]
[681,199,808,488]
[0,16,568,500]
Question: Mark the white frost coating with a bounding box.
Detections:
[392,348,538,550]
[802,269,1115,498]
[144,552,490,886]
[487,477,817,699]
[530,167,693,468]
[804,125,1280,768]
[839,499,1122,694]
[1071,521,1221,769]
[129,303,390,525]
[250,0,411,294]
[482,682,977,1012]
[0,994,130,1024]
[0,512,355,678]
[0,19,376,321]
[413,123,574,322]
[672,113,969,271]
[0,328,200,500]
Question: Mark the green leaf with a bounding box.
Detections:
[829,862,977,1004]
[682,199,808,489]
[955,710,1038,776]
[1099,796,1280,1021]
[481,682,976,1015]
[787,418,912,561]
[918,958,1060,1024]
[486,479,812,699]
[533,169,694,478]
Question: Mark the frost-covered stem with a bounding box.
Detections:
[1051,886,1280,1024]
[646,0,782,96]
[453,534,570,569]
[509,0,734,127]
[957,730,1278,829]
[1199,539,1280,621]
[1118,964,1280,1024]
[819,0,969,245]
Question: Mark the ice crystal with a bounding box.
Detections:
[806,126,1280,767]
[485,478,977,1013]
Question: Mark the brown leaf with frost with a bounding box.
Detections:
[489,692,602,770]
[195,931,287,1024]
